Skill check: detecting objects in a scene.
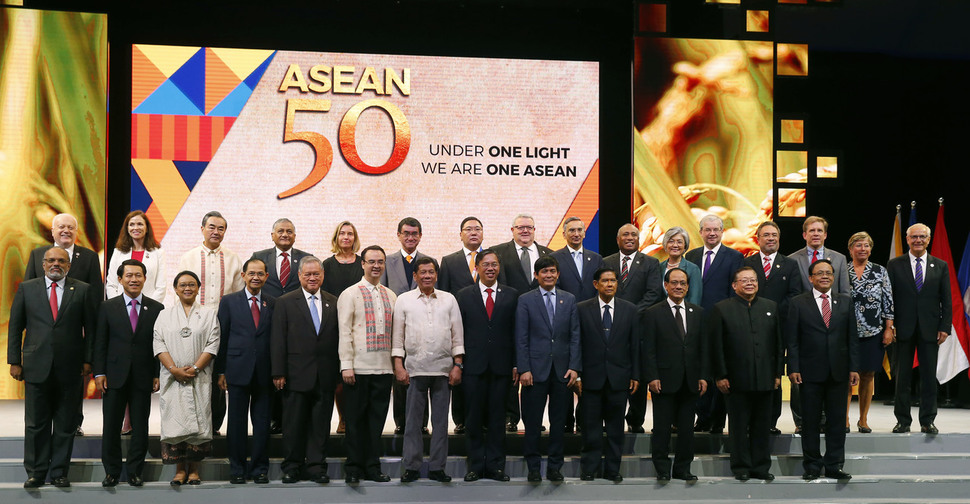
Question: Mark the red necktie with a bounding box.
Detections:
[820,293,831,328]
[251,296,260,327]
[280,252,290,288]
[763,255,771,278]
[811,249,819,264]
[49,282,58,320]
[485,288,494,320]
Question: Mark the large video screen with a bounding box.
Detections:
[130,45,600,298]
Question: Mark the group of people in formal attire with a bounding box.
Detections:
[6,209,951,488]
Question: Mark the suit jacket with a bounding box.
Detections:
[249,247,311,299]
[788,247,851,296]
[710,296,783,392]
[381,250,430,295]
[7,277,96,383]
[785,291,859,383]
[93,294,164,389]
[437,249,478,293]
[455,282,518,375]
[105,247,167,303]
[642,300,707,394]
[25,244,104,302]
[577,297,639,391]
[685,245,745,311]
[887,254,953,342]
[602,251,663,312]
[551,247,604,302]
[216,289,277,386]
[271,289,339,392]
[514,288,581,383]
[493,240,553,295]
[745,252,803,319]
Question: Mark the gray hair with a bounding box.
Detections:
[662,226,690,250]
[272,218,295,232]
[562,216,583,232]
[298,255,322,272]
[511,213,535,227]
[201,210,226,228]
[698,214,723,231]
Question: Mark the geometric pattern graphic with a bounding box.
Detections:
[131,45,277,240]
[547,160,601,252]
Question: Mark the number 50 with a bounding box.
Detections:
[277,98,411,199]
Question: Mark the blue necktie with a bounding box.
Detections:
[572,251,583,276]
[309,295,321,333]
[545,291,555,325]
[602,304,612,339]
[915,257,923,292]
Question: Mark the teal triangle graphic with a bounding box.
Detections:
[134,79,204,115]
[208,80,253,117]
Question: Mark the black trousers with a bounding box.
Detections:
[725,390,773,475]
[522,378,570,472]
[24,374,82,479]
[651,381,698,477]
[393,381,428,429]
[343,374,392,477]
[281,386,334,478]
[626,383,648,429]
[800,378,848,473]
[227,378,272,477]
[211,380,226,432]
[894,336,939,426]
[101,376,152,478]
[695,386,727,430]
[451,383,465,426]
[463,372,511,473]
[506,383,521,425]
[580,382,628,476]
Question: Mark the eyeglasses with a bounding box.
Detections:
[177,282,198,289]
[363,259,386,266]
[513,225,535,231]
[811,271,834,277]
[245,271,267,278]
[462,226,483,233]
[43,258,69,264]
[400,231,420,238]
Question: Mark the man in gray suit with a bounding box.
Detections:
[8,247,96,488]
[380,217,431,434]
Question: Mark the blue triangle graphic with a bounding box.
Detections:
[208,80,253,117]
[173,160,208,191]
[169,48,206,114]
[243,50,276,90]
[582,211,600,253]
[133,79,204,115]
[130,166,152,212]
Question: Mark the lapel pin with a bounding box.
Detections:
[559,300,563,304]
[325,303,330,308]
[775,264,780,269]
[930,264,935,268]
[263,301,267,307]
[766,312,772,316]
[688,308,693,312]
[833,300,837,305]
[69,286,75,291]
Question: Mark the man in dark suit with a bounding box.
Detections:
[24,213,103,437]
[788,216,851,295]
[8,247,95,488]
[494,213,553,432]
[643,268,707,482]
[271,256,339,484]
[745,221,802,433]
[685,215,744,433]
[515,255,581,483]
[380,217,431,435]
[577,268,639,482]
[786,259,860,481]
[216,258,276,484]
[887,222,952,435]
[93,259,163,487]
[710,267,783,481]
[603,223,663,433]
[456,249,518,482]
[249,218,308,435]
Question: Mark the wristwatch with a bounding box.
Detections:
[453,362,464,371]
[192,365,200,373]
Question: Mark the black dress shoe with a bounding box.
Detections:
[269,422,283,435]
[24,477,45,488]
[401,469,420,483]
[253,473,269,484]
[734,472,750,481]
[527,470,542,483]
[750,472,774,481]
[628,425,645,434]
[230,475,246,484]
[281,472,300,484]
[52,476,70,487]
[75,427,84,437]
[769,427,782,435]
[507,422,518,432]
[102,475,119,487]
[345,473,360,484]
[656,473,671,482]
[672,472,697,481]
[921,423,939,434]
[366,472,391,482]
[313,474,330,484]
[454,424,466,434]
[547,469,564,482]
[802,471,820,480]
[485,470,510,482]
[845,426,851,434]
[603,472,623,483]
[464,471,481,482]
[127,474,144,487]
[394,426,404,434]
[825,469,852,480]
[892,423,911,433]
[429,470,452,483]
[580,472,595,481]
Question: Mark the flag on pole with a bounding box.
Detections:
[929,201,970,383]
[884,206,903,378]
[959,228,970,380]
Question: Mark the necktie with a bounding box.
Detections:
[544,291,555,325]
[763,255,771,278]
[469,251,478,281]
[620,256,630,283]
[129,299,139,332]
[485,287,494,320]
[251,296,260,327]
[820,293,831,328]
[309,295,321,333]
[811,249,819,264]
[602,304,612,337]
[703,250,713,280]
[520,247,531,280]
[280,251,290,288]
[49,282,58,320]
[406,254,413,263]
[915,257,923,292]
[573,251,583,275]
[674,305,686,340]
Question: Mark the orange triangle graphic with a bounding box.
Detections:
[131,45,167,111]
[144,202,170,242]
[205,48,242,115]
